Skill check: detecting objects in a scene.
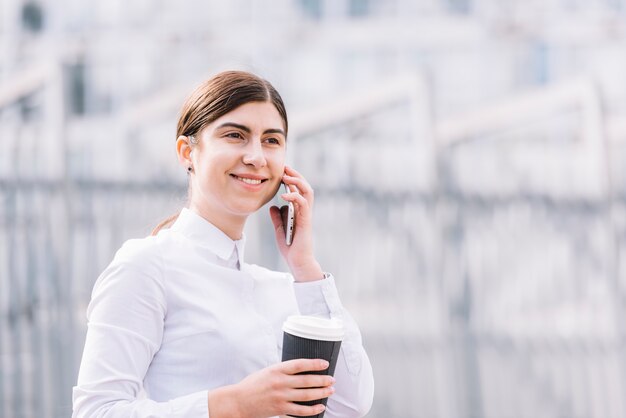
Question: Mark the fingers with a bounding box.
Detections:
[287,374,335,390]
[281,191,310,218]
[279,359,329,375]
[288,386,335,402]
[284,165,304,178]
[283,165,314,199]
[286,402,326,417]
[243,359,334,418]
[281,166,315,233]
[283,178,302,194]
[283,174,313,197]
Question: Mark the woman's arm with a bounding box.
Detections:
[73,242,337,418]
[207,359,334,418]
[292,277,375,418]
[73,256,210,418]
[270,166,375,417]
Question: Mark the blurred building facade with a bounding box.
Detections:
[2,0,626,417]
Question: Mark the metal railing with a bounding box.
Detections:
[1,66,626,418]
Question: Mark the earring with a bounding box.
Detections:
[187,166,193,173]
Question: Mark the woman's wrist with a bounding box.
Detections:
[208,384,244,418]
[290,260,324,282]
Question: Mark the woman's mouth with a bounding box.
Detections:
[231,174,267,185]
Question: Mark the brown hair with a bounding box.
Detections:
[151,70,288,236]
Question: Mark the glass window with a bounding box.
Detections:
[296,0,322,20]
[349,0,370,17]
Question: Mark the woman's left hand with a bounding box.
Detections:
[269,165,324,282]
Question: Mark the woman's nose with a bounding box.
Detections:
[242,140,267,167]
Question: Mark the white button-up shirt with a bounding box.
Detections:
[72,208,374,418]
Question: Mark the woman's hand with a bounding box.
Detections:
[208,359,335,418]
[269,165,324,282]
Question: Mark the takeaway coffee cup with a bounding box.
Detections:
[281,315,344,418]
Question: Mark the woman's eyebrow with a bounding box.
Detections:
[216,122,251,133]
[216,122,285,137]
[264,128,286,136]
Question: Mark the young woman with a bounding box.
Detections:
[72,71,374,418]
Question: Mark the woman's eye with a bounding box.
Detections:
[226,132,244,140]
[265,137,281,145]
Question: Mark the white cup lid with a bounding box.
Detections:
[282,315,344,341]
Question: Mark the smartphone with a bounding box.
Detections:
[283,183,295,246]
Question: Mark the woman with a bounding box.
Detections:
[72,71,374,418]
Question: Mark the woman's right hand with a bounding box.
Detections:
[208,359,335,418]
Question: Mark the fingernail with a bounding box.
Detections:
[321,360,329,368]
[330,377,336,384]
[329,386,335,393]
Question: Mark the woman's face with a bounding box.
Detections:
[189,101,287,222]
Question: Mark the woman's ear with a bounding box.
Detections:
[176,135,193,169]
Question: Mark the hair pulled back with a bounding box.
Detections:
[177,70,288,138]
[151,70,288,235]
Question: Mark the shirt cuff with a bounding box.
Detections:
[292,273,342,318]
[169,390,208,418]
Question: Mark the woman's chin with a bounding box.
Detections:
[227,200,269,217]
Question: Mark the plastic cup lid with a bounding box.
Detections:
[282,315,344,341]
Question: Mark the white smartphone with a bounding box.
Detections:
[283,183,295,246]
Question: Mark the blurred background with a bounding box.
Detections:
[2,0,626,417]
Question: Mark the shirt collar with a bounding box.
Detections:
[171,208,246,266]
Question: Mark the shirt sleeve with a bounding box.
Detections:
[72,246,209,418]
[292,275,375,418]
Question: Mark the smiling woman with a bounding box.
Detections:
[71,71,374,418]
[153,71,289,236]
[181,101,287,238]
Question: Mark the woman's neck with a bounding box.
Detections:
[188,202,246,241]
